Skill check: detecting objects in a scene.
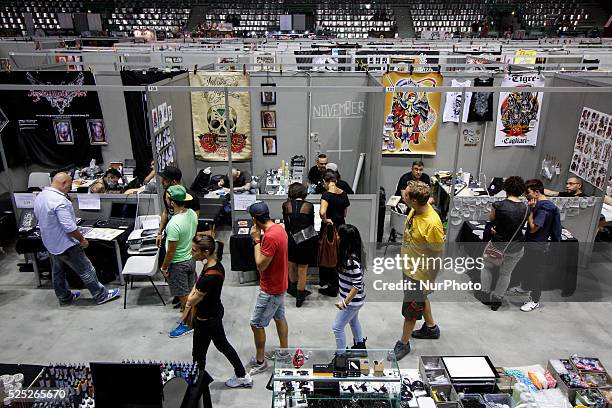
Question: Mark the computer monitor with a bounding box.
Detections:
[90,362,163,408]
[110,202,137,219]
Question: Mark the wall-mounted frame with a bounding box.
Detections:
[261,110,277,130]
[87,119,108,145]
[262,135,277,155]
[261,83,277,105]
[53,118,74,145]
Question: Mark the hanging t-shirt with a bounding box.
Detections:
[442,79,472,123]
[467,77,494,122]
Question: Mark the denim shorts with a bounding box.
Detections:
[250,289,286,329]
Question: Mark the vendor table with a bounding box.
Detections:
[457,220,579,297]
[15,225,132,287]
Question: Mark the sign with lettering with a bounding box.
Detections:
[494,74,545,147]
[312,101,365,119]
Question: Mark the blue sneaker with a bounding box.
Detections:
[169,323,193,338]
[60,291,81,306]
[96,288,120,305]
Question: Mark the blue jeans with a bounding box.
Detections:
[332,304,364,352]
[250,290,286,329]
[50,245,106,304]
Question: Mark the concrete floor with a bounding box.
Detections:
[0,227,611,407]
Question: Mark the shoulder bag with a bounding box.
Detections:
[482,204,529,267]
[318,224,338,268]
[289,200,318,244]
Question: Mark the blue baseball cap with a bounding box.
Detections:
[248,201,270,218]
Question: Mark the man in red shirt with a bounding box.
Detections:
[246,202,289,376]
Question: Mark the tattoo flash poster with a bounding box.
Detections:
[570,107,612,190]
[382,71,443,156]
[190,72,252,161]
[495,74,545,147]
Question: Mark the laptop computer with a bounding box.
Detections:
[93,202,137,229]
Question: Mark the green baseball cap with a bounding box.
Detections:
[166,185,193,202]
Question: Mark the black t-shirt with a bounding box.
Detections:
[222,171,251,188]
[395,172,431,196]
[467,77,494,122]
[308,166,324,185]
[195,263,225,320]
[164,187,201,217]
[322,191,350,225]
[558,191,586,197]
[492,200,528,252]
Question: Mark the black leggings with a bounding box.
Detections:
[192,316,246,378]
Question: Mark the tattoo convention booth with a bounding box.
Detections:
[0,36,612,408]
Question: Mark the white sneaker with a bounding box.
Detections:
[520,300,540,312]
[246,357,268,376]
[507,286,530,296]
[225,374,253,388]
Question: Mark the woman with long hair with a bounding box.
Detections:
[319,170,351,297]
[282,183,317,307]
[331,224,367,355]
[186,235,252,388]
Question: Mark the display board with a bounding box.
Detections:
[189,72,252,161]
[0,71,103,168]
[382,71,443,155]
[494,73,545,147]
[570,107,612,190]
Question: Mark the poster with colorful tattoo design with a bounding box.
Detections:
[382,71,443,156]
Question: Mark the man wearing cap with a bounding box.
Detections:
[89,168,124,194]
[246,201,290,376]
[314,163,354,195]
[156,166,200,248]
[161,185,199,338]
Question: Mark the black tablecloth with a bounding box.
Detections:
[229,219,257,272]
[457,221,579,296]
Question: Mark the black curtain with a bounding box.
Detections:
[0,71,103,169]
[120,70,184,181]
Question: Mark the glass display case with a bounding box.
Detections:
[271,349,402,408]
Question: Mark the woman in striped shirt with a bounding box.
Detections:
[332,224,367,354]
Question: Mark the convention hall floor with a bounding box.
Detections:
[0,228,611,407]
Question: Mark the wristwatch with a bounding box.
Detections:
[252,238,261,246]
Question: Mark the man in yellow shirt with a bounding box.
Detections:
[389,181,445,361]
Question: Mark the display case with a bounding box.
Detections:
[271,349,402,408]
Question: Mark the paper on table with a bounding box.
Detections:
[442,356,496,379]
[77,194,101,210]
[84,228,124,241]
[13,192,37,209]
[234,194,257,211]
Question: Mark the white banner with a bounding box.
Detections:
[494,74,545,147]
[442,79,472,123]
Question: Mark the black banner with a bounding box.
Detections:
[0,71,103,168]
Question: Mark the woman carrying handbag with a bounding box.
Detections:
[476,176,529,311]
[318,170,350,297]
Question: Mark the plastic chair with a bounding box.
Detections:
[121,251,166,309]
[27,172,51,191]
[383,209,408,256]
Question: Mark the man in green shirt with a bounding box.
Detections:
[160,185,198,338]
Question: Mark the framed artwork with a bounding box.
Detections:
[53,119,74,145]
[152,108,159,132]
[261,110,277,130]
[262,135,277,155]
[261,83,276,105]
[87,119,108,145]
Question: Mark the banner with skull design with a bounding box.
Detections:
[382,71,443,156]
[190,72,251,161]
[494,74,545,147]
